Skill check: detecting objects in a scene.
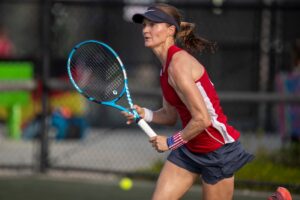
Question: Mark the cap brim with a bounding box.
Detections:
[132,13,145,24]
[132,13,166,24]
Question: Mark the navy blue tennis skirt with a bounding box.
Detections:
[167,141,254,184]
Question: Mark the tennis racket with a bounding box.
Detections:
[67,40,157,138]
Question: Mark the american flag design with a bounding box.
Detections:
[167,132,187,150]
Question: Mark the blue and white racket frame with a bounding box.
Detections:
[67,40,157,138]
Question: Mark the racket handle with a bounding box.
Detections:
[136,118,157,138]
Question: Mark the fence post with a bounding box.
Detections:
[39,0,51,173]
[258,2,272,130]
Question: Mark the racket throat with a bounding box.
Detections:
[130,109,140,122]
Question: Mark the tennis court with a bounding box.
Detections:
[2,175,298,200]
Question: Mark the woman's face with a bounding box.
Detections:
[142,19,170,48]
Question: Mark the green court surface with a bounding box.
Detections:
[1,176,297,200]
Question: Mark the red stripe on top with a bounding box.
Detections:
[160,45,240,153]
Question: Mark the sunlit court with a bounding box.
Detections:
[0,0,300,200]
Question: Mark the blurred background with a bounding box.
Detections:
[0,0,300,199]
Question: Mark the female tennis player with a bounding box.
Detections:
[123,3,292,200]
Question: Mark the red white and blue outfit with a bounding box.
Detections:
[161,45,254,184]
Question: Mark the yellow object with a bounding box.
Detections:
[119,177,133,191]
[50,92,86,116]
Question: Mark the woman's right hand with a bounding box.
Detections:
[121,105,145,125]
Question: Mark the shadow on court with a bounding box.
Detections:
[1,176,298,200]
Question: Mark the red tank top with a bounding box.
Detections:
[160,45,240,153]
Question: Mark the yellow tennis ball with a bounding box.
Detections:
[119,177,133,191]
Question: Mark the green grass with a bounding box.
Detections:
[236,158,300,185]
[235,145,300,193]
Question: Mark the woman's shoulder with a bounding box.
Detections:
[168,51,194,75]
[169,50,204,80]
[170,50,191,65]
[171,50,203,68]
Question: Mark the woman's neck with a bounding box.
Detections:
[152,39,175,67]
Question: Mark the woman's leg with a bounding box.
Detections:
[152,160,199,200]
[202,176,235,200]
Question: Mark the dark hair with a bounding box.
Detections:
[154,3,217,53]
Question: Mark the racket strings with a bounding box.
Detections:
[70,42,124,102]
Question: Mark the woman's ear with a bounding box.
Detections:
[168,25,176,37]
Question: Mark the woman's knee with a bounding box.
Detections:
[202,176,234,200]
[152,161,198,200]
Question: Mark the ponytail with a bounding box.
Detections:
[176,22,217,54]
[153,3,216,53]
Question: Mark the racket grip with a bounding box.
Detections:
[136,118,157,138]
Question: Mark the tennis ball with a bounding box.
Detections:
[119,177,133,191]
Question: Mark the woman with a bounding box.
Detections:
[124,3,291,200]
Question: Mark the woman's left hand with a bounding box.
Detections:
[149,135,169,153]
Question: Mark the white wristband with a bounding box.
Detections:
[143,107,153,122]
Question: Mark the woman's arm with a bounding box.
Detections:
[168,51,211,141]
[151,97,178,126]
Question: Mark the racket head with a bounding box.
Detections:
[67,40,126,104]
